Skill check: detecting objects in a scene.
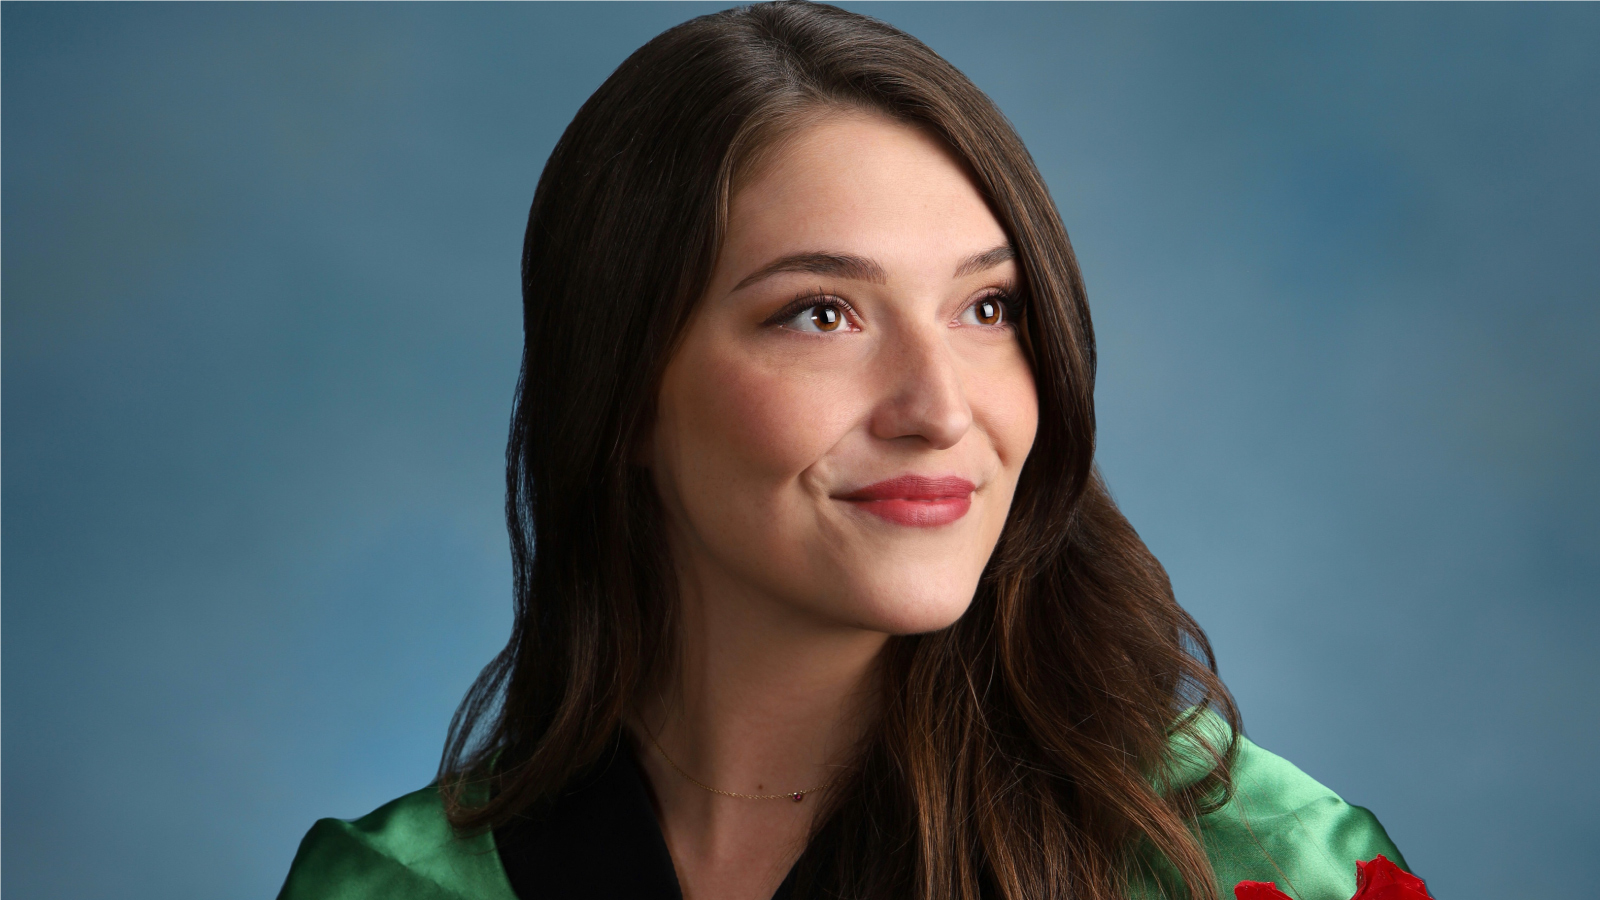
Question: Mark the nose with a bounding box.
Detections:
[868,324,972,449]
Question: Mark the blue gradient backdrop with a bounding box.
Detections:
[5,4,1596,898]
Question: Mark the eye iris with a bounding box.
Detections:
[977,299,1001,325]
[811,305,842,331]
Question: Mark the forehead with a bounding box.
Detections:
[721,112,1007,272]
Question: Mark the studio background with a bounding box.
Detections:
[4,4,1596,898]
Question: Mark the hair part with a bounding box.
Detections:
[440,4,1239,899]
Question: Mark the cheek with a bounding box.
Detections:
[1003,379,1040,465]
[972,357,1039,471]
[659,342,858,493]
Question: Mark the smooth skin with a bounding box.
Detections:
[635,111,1039,900]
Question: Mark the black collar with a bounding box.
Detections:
[495,738,799,900]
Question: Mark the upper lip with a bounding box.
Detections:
[836,475,977,501]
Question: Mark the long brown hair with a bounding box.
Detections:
[439,4,1240,898]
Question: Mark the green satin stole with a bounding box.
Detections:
[278,724,1408,900]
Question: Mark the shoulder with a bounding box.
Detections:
[1143,716,1410,900]
[277,786,517,900]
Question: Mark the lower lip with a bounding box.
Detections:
[844,496,972,528]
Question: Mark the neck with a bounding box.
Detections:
[638,558,886,802]
[628,546,887,899]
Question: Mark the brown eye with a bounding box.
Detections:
[768,296,857,333]
[810,304,843,332]
[970,297,1004,326]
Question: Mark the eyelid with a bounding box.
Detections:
[761,290,861,329]
[956,284,1020,325]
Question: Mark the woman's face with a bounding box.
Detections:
[649,112,1038,635]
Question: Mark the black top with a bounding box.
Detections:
[494,737,799,900]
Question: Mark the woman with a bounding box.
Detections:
[279,4,1413,899]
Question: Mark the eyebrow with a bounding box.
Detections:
[954,244,1015,278]
[731,242,1016,293]
[732,252,887,292]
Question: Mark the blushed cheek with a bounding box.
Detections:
[974,364,1039,470]
[686,351,854,483]
[1005,387,1040,467]
[657,344,859,580]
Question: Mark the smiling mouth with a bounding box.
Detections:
[835,475,976,528]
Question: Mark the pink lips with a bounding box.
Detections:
[837,475,975,528]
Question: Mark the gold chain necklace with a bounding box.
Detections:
[641,716,841,803]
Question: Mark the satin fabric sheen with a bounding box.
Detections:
[277,722,1407,900]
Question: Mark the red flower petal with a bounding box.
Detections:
[1351,856,1431,900]
[1235,857,1431,900]
[1234,882,1294,900]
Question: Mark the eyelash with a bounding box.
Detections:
[971,286,1020,325]
[761,285,1021,331]
[761,290,861,329]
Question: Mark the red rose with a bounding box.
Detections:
[1233,882,1293,900]
[1351,856,1430,900]
[1233,856,1430,900]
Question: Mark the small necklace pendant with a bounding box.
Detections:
[791,792,805,802]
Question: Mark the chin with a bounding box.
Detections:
[835,574,983,636]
